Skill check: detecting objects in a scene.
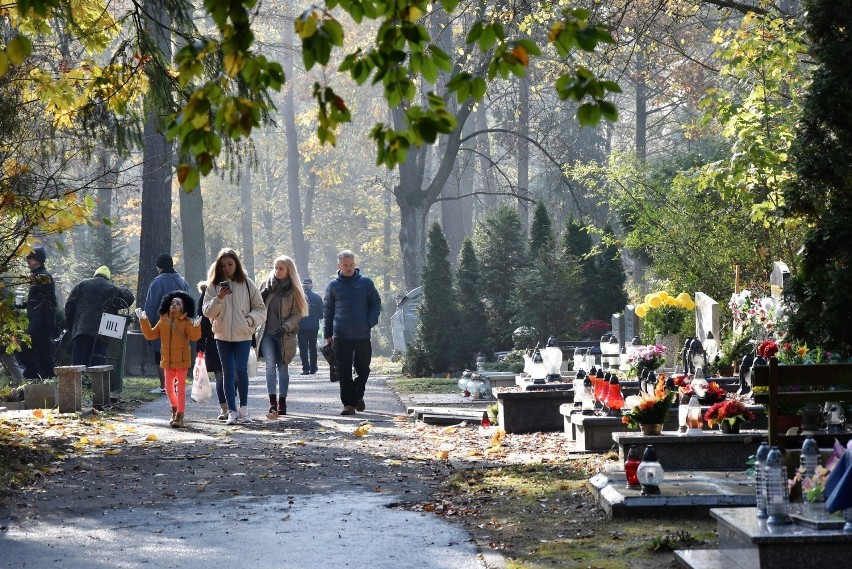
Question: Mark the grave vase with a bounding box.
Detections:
[640,423,663,436]
[719,419,742,434]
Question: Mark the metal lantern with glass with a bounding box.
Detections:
[765,446,792,524]
[543,336,563,383]
[685,395,704,435]
[573,369,587,410]
[686,337,708,376]
[636,445,664,495]
[529,348,548,385]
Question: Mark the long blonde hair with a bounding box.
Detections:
[273,255,309,317]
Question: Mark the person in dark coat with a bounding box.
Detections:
[64,266,135,367]
[144,253,189,393]
[298,277,324,375]
[196,282,225,420]
[323,250,381,415]
[16,246,58,379]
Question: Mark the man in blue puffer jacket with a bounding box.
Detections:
[324,250,381,415]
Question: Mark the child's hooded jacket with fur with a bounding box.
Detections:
[139,290,201,370]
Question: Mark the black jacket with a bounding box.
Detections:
[65,276,134,339]
[26,266,57,337]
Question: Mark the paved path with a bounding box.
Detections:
[0,365,488,569]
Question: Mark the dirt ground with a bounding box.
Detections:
[0,377,717,568]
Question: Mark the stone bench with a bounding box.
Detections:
[612,430,765,471]
[86,365,114,409]
[54,365,86,413]
[497,388,574,434]
[675,506,852,569]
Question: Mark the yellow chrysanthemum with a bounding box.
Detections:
[676,292,692,304]
[644,293,655,304]
[635,303,649,318]
[648,294,663,308]
[657,291,670,300]
[682,298,696,310]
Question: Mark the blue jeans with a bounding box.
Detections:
[261,334,289,396]
[216,339,251,411]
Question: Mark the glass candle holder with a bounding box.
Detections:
[801,436,820,479]
[624,445,642,489]
[755,442,770,519]
[765,446,792,524]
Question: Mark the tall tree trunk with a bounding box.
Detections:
[239,165,255,279]
[179,185,207,287]
[304,168,316,277]
[635,50,648,161]
[282,19,308,277]
[136,0,172,307]
[517,75,530,233]
[475,104,498,211]
[383,187,392,294]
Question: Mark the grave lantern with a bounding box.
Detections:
[624,445,642,489]
[604,374,625,413]
[618,347,631,372]
[801,436,820,480]
[573,369,587,409]
[573,347,586,372]
[636,445,664,495]
[685,395,704,435]
[824,402,846,433]
[468,373,487,400]
[529,348,548,385]
[458,371,471,395]
[702,331,719,366]
[582,375,596,414]
[543,336,563,382]
[589,344,602,367]
[755,442,770,519]
[594,368,607,402]
[599,333,612,359]
[476,352,486,372]
[607,335,620,368]
[765,446,792,524]
[678,394,690,434]
[686,337,708,375]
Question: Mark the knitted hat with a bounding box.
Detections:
[26,246,47,264]
[302,278,313,288]
[155,253,174,270]
[94,266,111,279]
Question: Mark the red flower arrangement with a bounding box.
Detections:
[678,380,727,404]
[757,340,779,359]
[704,400,756,428]
[580,319,611,337]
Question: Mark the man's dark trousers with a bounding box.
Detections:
[334,337,372,406]
[298,328,319,373]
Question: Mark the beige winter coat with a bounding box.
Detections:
[202,278,266,342]
[255,279,303,364]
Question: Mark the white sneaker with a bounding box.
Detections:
[238,406,251,422]
[149,387,165,394]
[225,411,238,425]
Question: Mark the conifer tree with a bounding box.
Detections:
[455,238,487,367]
[474,206,527,351]
[784,0,852,354]
[529,201,554,258]
[413,222,459,373]
[562,218,595,323]
[512,206,582,343]
[587,224,628,322]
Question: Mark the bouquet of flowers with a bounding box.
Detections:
[678,379,728,404]
[634,290,695,336]
[621,377,676,429]
[628,344,667,376]
[703,400,756,428]
[757,340,779,359]
[728,289,784,339]
[788,440,848,502]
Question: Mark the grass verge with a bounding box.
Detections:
[439,463,716,568]
[388,376,459,394]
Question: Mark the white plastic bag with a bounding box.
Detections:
[191,353,212,404]
[247,347,258,378]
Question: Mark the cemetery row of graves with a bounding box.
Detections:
[429,261,852,568]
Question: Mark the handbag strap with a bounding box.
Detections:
[167,317,191,347]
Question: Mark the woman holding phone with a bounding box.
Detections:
[202,248,266,425]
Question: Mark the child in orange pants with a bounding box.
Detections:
[137,291,201,427]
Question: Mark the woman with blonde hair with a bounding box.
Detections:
[202,248,266,425]
[256,255,308,418]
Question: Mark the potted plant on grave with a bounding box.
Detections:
[621,376,676,435]
[627,344,667,379]
[704,400,756,433]
[634,290,696,355]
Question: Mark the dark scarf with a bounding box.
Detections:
[264,275,292,296]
